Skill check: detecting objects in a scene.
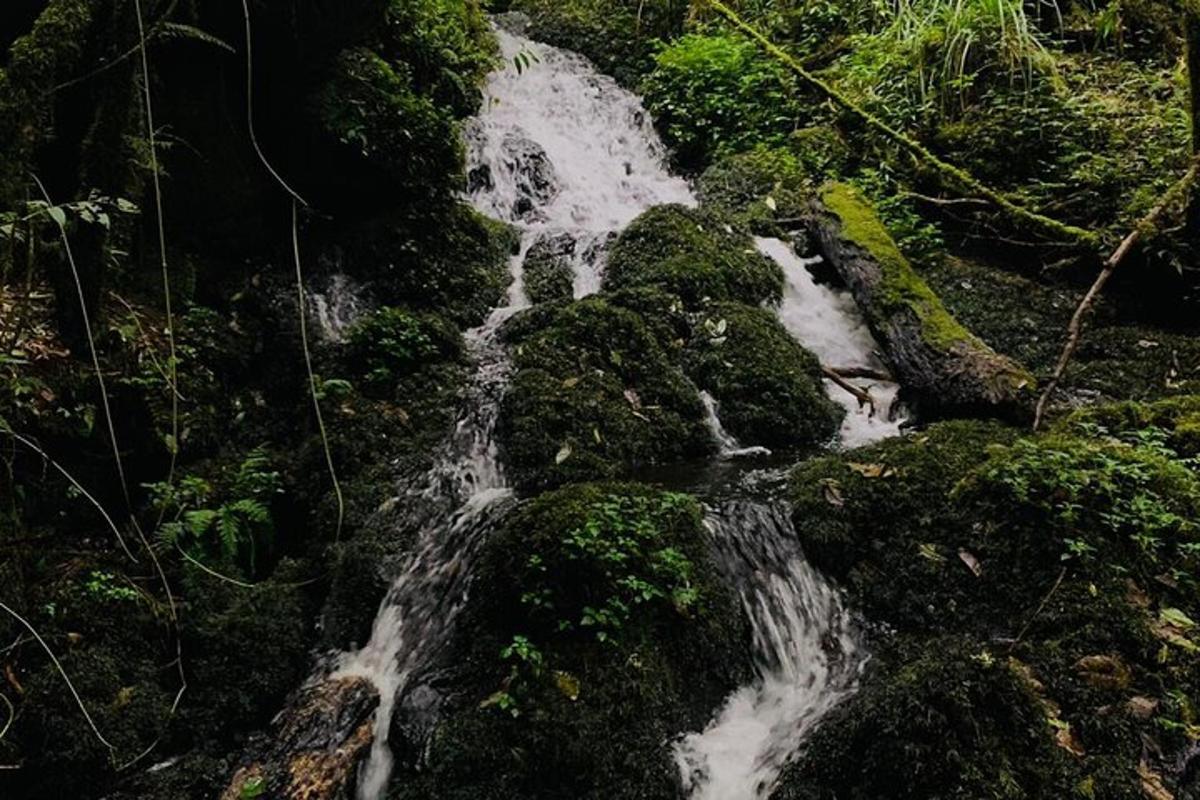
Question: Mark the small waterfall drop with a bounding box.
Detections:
[700,390,772,459]
[308,273,368,343]
[756,236,908,447]
[464,24,694,296]
[675,501,863,800]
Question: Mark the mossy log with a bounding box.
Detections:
[222,676,379,800]
[807,183,1036,420]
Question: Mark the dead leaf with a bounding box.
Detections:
[1126,580,1151,609]
[1074,654,1131,690]
[847,462,895,479]
[1054,724,1086,757]
[958,549,982,577]
[554,671,581,701]
[1138,759,1174,800]
[555,443,572,465]
[623,389,641,409]
[917,543,946,563]
[562,376,580,389]
[821,479,844,508]
[4,664,23,695]
[1126,696,1159,720]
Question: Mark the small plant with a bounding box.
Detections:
[346,306,456,387]
[80,571,139,603]
[150,447,282,575]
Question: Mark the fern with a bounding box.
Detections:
[154,22,235,53]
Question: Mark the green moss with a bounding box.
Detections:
[1057,396,1200,458]
[0,0,94,204]
[786,407,1200,797]
[775,635,1077,800]
[684,301,842,446]
[499,296,713,491]
[312,47,462,207]
[340,203,517,327]
[604,204,782,308]
[391,482,749,800]
[522,234,575,305]
[696,145,813,235]
[820,183,1036,400]
[345,306,463,393]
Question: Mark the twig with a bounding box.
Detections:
[1008,566,1067,652]
[1033,157,1200,429]
[702,0,1098,247]
[822,365,876,416]
[827,365,893,381]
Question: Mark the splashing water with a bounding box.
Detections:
[308,273,368,343]
[756,236,908,447]
[675,501,864,800]
[700,390,773,459]
[464,23,694,297]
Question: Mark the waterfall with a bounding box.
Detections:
[334,21,702,799]
[675,501,863,800]
[334,19,911,800]
[464,23,694,296]
[756,236,908,447]
[308,273,368,343]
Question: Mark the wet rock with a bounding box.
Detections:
[501,131,559,221]
[222,676,379,800]
[523,232,577,304]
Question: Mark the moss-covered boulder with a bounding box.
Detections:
[522,232,576,304]
[775,635,1077,800]
[696,145,814,236]
[784,405,1200,798]
[499,296,712,490]
[336,203,517,327]
[685,301,842,447]
[391,482,750,800]
[604,204,782,308]
[809,183,1036,419]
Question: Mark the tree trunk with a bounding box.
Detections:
[805,183,1037,421]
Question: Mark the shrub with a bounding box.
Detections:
[345,306,463,388]
[641,33,804,170]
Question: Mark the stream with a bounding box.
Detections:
[336,17,907,800]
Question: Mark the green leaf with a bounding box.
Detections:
[46,206,66,227]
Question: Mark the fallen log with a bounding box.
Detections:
[806,183,1037,420]
[222,675,379,800]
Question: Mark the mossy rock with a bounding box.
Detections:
[696,145,813,236]
[1056,396,1200,457]
[787,408,1200,797]
[391,482,750,800]
[499,295,712,490]
[684,301,842,447]
[337,203,518,327]
[604,204,782,308]
[774,635,1080,800]
[522,232,576,304]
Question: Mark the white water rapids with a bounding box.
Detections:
[333,18,908,800]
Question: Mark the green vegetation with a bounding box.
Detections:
[345,306,464,390]
[784,404,1200,797]
[392,482,749,799]
[642,33,803,170]
[604,204,782,307]
[499,295,713,490]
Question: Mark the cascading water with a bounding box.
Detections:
[675,501,863,800]
[334,20,704,799]
[756,236,907,447]
[334,17,911,800]
[464,21,694,296]
[308,273,368,343]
